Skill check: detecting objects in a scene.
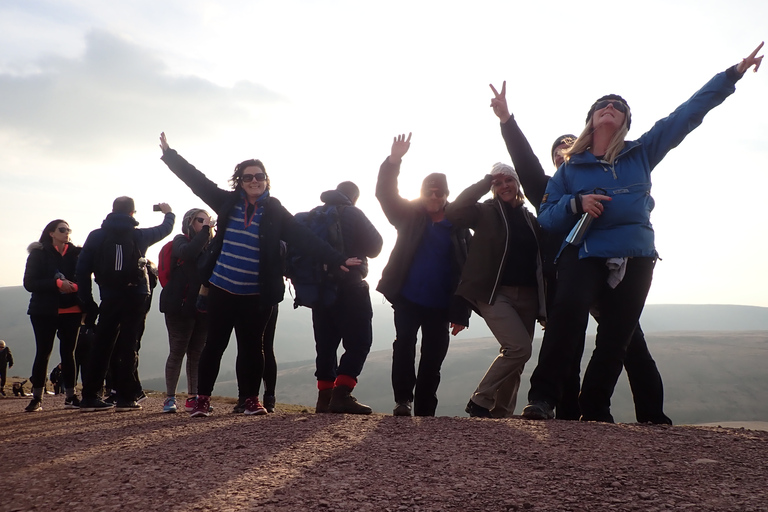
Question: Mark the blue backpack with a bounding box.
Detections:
[285,204,346,309]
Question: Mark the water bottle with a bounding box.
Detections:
[565,213,594,246]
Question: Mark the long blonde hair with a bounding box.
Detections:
[565,110,630,165]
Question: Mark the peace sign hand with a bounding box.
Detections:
[737,42,764,74]
[489,81,511,124]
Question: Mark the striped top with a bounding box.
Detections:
[209,193,266,295]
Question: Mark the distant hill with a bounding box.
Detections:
[2,285,767,424]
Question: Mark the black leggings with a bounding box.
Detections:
[29,313,81,390]
[197,286,272,398]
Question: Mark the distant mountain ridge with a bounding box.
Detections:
[2,285,767,424]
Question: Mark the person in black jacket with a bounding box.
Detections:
[488,80,671,424]
[0,340,14,396]
[159,132,361,417]
[159,208,213,413]
[23,219,83,412]
[309,182,383,414]
[77,197,175,412]
[376,133,472,417]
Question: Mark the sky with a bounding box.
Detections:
[1,0,766,307]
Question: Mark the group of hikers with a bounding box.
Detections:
[20,43,762,422]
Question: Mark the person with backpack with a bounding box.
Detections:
[76,196,174,412]
[158,208,213,413]
[376,134,472,417]
[159,133,362,417]
[22,219,82,412]
[288,181,383,414]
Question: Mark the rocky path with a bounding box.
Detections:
[2,395,767,511]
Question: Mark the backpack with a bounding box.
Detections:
[94,229,145,288]
[157,236,187,288]
[285,204,346,309]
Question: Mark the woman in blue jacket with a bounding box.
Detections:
[523,42,763,423]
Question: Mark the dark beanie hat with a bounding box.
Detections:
[336,181,360,205]
[551,134,577,165]
[421,173,449,196]
[585,94,631,129]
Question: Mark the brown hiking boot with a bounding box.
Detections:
[315,388,333,413]
[329,385,372,415]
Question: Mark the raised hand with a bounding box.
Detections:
[737,42,764,74]
[489,81,511,124]
[159,132,170,153]
[388,133,412,164]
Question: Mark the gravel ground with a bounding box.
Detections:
[2,394,767,512]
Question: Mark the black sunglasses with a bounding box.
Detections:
[593,100,627,114]
[57,227,72,234]
[194,217,206,223]
[241,172,267,183]
[424,190,446,199]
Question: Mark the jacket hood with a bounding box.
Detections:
[320,189,353,206]
[101,212,140,233]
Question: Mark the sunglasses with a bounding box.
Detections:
[194,217,206,224]
[57,227,72,234]
[424,190,446,199]
[593,100,628,114]
[241,172,267,183]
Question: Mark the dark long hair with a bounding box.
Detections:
[39,219,68,245]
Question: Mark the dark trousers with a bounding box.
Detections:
[198,285,272,398]
[83,294,147,400]
[74,327,95,385]
[29,313,81,390]
[235,305,278,399]
[391,299,450,416]
[0,369,6,391]
[312,282,373,383]
[528,245,655,422]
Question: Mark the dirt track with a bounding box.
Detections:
[2,395,767,512]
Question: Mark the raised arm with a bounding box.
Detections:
[375,133,419,228]
[444,175,493,229]
[491,81,550,210]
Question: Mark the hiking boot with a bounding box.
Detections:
[80,397,114,412]
[393,401,413,417]
[232,398,246,414]
[522,401,555,420]
[244,396,267,416]
[465,399,492,418]
[163,396,178,413]
[185,396,198,412]
[315,388,333,414]
[64,396,81,409]
[25,398,42,412]
[115,399,142,412]
[190,395,212,417]
[329,385,372,415]
[263,395,276,413]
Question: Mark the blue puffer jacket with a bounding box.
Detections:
[539,67,742,259]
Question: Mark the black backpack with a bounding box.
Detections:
[94,229,146,288]
[285,204,346,309]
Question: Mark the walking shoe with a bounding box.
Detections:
[135,391,148,404]
[244,396,268,416]
[163,396,178,413]
[315,388,333,414]
[232,398,246,414]
[465,399,493,418]
[185,396,198,412]
[64,396,81,409]
[104,393,118,405]
[522,401,555,420]
[25,398,42,412]
[329,385,372,415]
[115,399,142,412]
[190,395,212,417]
[263,395,276,413]
[393,401,413,417]
[80,397,114,412]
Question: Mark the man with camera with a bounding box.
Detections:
[76,196,174,412]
